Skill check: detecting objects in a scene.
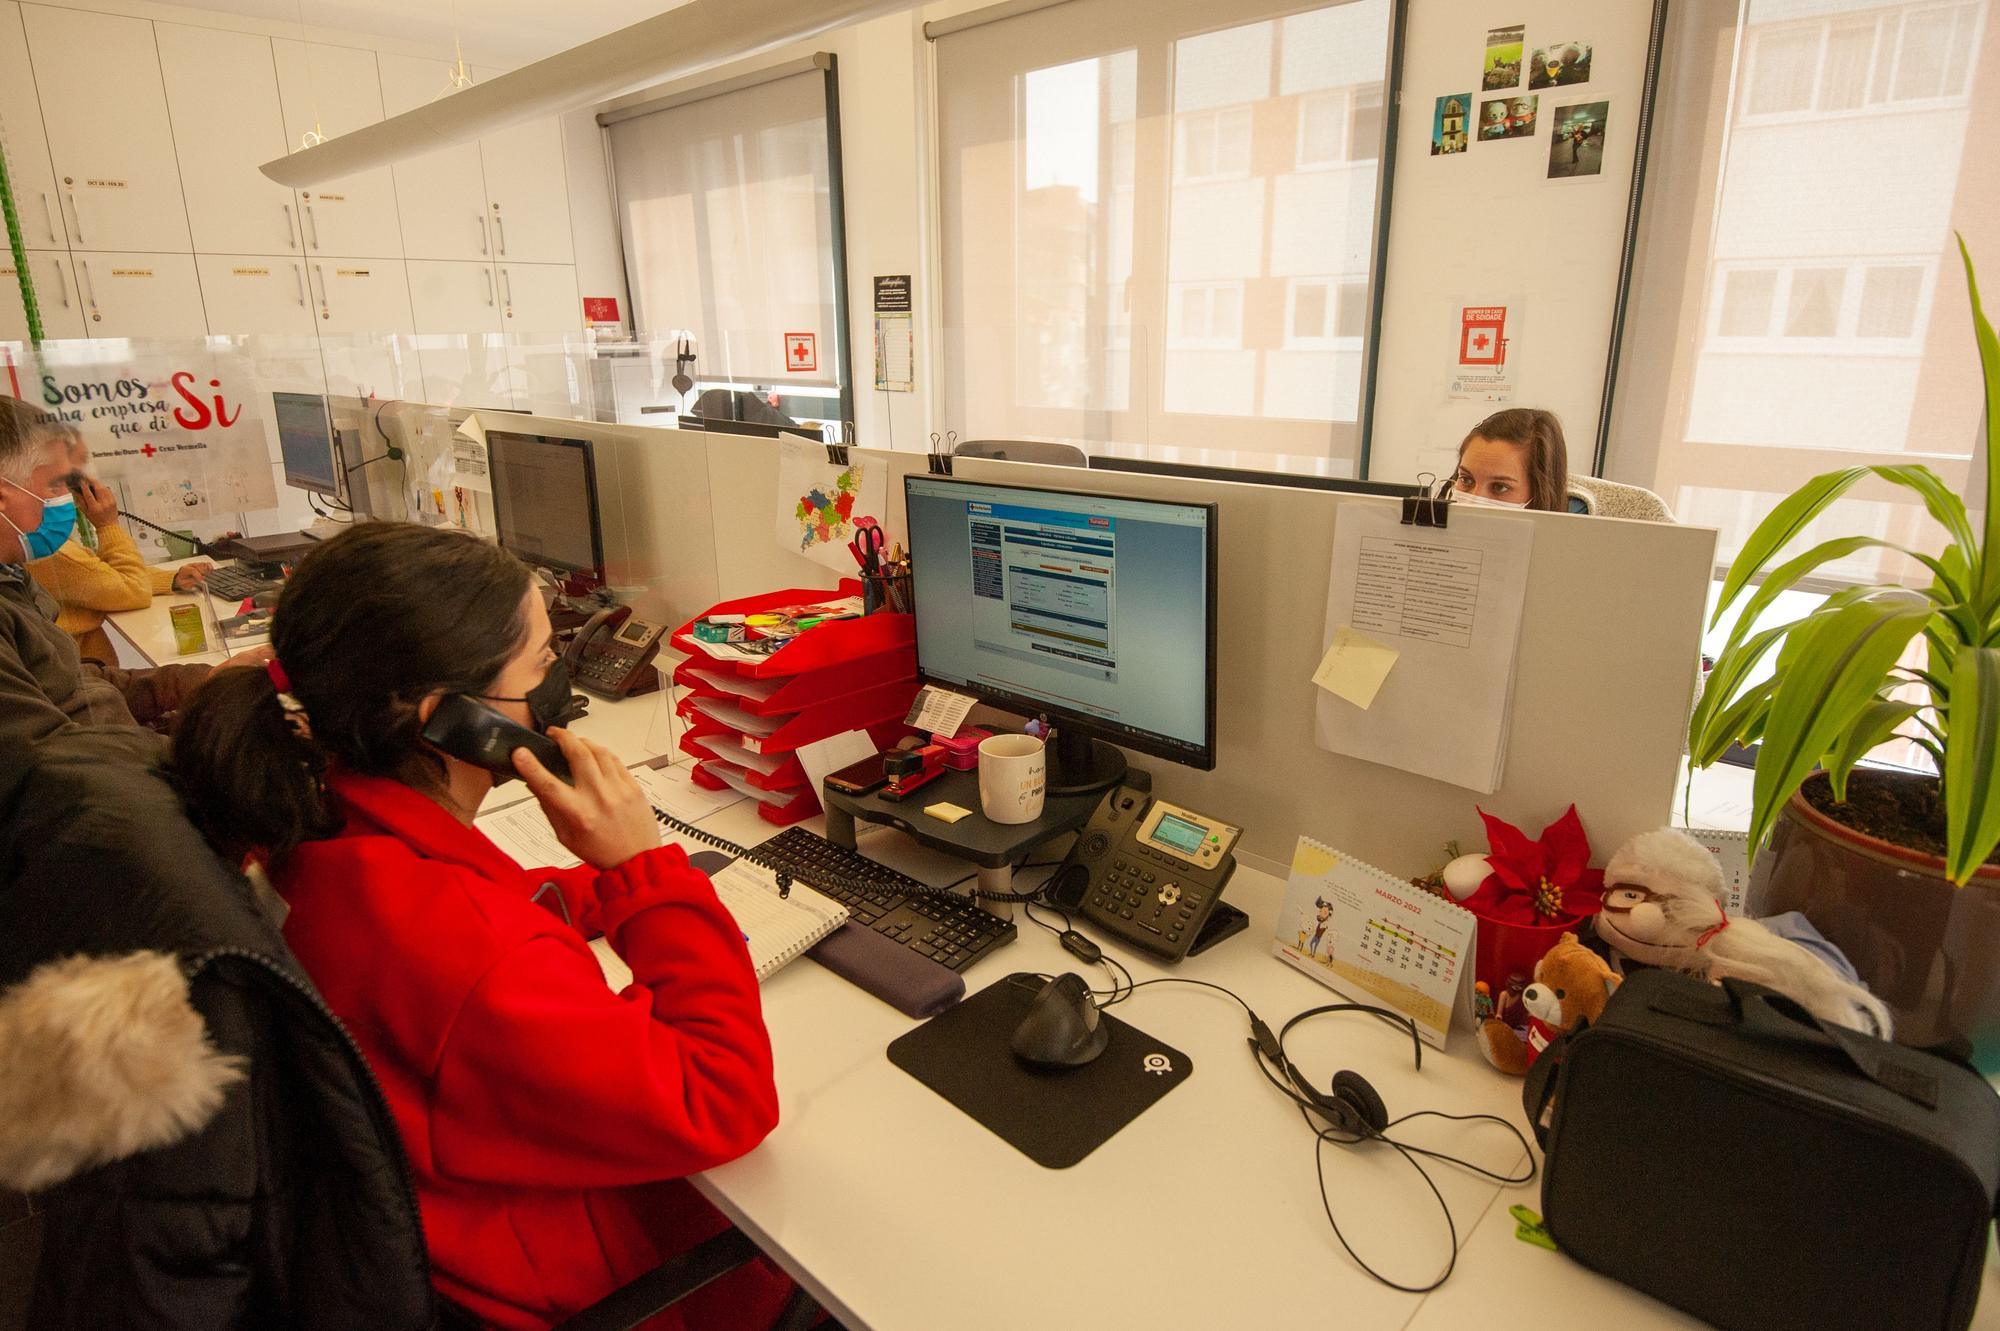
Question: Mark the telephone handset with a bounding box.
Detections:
[421,694,572,782]
[565,604,665,700]
[1048,784,1242,962]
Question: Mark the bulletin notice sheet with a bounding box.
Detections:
[1314,503,1533,792]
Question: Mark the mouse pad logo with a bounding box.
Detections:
[1141,1053,1173,1076]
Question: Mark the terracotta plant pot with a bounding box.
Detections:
[1750,776,2000,1067]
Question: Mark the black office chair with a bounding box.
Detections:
[952,438,1089,466]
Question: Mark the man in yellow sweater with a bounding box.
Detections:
[29,449,212,664]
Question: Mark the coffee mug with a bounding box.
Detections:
[978,733,1047,824]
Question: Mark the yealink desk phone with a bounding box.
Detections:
[1048,785,1244,962]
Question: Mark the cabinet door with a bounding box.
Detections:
[307,257,415,336]
[377,54,490,262]
[496,263,580,334]
[0,251,88,340]
[273,40,404,260]
[156,24,298,256]
[408,259,503,335]
[72,253,205,339]
[196,255,316,338]
[474,76,573,266]
[23,7,192,253]
[0,3,66,249]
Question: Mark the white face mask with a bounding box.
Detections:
[1452,487,1528,509]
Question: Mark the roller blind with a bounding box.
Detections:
[935,0,1393,464]
[607,66,842,387]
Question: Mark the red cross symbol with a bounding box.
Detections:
[1472,332,1491,352]
[141,443,157,458]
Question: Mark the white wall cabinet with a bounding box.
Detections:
[407,259,504,335]
[157,24,298,257]
[72,253,205,339]
[378,54,492,263]
[475,71,573,266]
[24,7,192,254]
[497,262,580,334]
[274,39,404,260]
[196,255,316,339]
[308,257,415,335]
[0,4,65,249]
[0,251,87,340]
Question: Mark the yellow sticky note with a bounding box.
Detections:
[1311,626,1401,709]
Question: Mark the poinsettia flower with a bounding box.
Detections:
[1459,804,1605,927]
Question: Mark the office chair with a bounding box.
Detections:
[952,438,1089,467]
[1568,475,1676,522]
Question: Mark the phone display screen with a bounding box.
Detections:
[1150,812,1207,855]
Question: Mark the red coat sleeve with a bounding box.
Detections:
[429,846,778,1189]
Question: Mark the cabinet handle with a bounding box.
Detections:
[305,204,320,250]
[478,215,489,256]
[481,268,494,306]
[493,209,506,257]
[41,193,57,245]
[313,264,328,319]
[64,188,84,245]
[293,263,306,307]
[284,203,296,249]
[78,258,99,319]
[501,267,514,313]
[53,261,71,309]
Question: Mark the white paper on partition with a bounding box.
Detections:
[774,435,889,572]
[1314,504,1533,793]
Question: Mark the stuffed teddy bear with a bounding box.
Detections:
[1477,932,1619,1076]
[1597,828,1893,1038]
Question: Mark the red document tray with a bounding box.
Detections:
[675,679,919,759]
[670,583,914,681]
[672,646,916,716]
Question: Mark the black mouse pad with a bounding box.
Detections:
[886,972,1192,1168]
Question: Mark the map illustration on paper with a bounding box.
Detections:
[774,435,887,572]
[793,460,862,554]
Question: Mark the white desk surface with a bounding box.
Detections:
[567,735,2000,1331]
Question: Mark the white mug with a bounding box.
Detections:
[978,733,1047,824]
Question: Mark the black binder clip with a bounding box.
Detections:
[1401,473,1454,529]
[824,442,850,467]
[927,430,955,475]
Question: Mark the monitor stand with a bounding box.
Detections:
[1046,729,1126,798]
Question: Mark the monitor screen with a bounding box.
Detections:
[903,475,1217,770]
[273,392,339,498]
[486,430,604,577]
[334,429,373,518]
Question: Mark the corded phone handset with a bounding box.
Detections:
[565,604,666,700]
[1046,784,1245,962]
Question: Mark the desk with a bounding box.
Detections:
[636,756,2000,1331]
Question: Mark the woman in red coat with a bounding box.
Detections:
[173,522,793,1331]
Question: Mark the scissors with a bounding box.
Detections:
[849,522,886,574]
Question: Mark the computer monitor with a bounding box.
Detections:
[273,392,340,498]
[903,474,1218,794]
[1088,453,1418,499]
[486,430,606,585]
[334,429,374,519]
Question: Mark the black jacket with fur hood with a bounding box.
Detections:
[0,723,438,1329]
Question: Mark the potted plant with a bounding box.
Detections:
[1689,237,2000,1060]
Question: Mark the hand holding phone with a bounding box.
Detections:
[512,728,661,871]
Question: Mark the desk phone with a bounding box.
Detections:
[1049,785,1240,962]
[566,605,665,699]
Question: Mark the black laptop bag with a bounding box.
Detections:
[1524,970,2000,1331]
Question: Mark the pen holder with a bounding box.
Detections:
[864,567,912,615]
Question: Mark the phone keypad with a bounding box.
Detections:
[1088,853,1206,953]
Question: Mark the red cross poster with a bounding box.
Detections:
[785,332,817,373]
[1447,302,1517,403]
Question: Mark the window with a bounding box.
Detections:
[603,60,850,425]
[936,0,1392,462]
[1740,2,1979,119]
[1709,261,1932,344]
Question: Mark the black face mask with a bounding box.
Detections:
[479,658,585,733]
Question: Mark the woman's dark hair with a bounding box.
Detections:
[173,522,535,862]
[1457,407,1571,512]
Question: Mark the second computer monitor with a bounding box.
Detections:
[273,391,340,498]
[486,430,605,584]
[903,474,1217,793]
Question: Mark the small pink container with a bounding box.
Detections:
[934,727,992,771]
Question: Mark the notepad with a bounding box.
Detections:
[594,860,848,987]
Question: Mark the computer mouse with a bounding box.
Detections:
[1010,972,1109,1069]
[250,590,282,609]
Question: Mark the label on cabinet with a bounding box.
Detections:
[317,193,347,202]
[336,268,371,278]
[84,179,129,190]
[110,268,155,278]
[231,267,272,277]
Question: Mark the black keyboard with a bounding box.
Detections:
[202,564,283,602]
[755,827,1015,973]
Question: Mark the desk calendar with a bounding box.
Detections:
[1272,835,1477,1049]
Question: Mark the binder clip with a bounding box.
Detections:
[1401,473,1454,529]
[927,430,955,475]
[823,441,851,467]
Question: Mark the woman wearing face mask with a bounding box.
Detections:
[1451,407,1587,513]
[172,522,795,1331]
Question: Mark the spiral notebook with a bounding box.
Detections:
[594,860,848,987]
[1272,835,1477,1050]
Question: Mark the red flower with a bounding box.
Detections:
[1460,805,1605,927]
[835,492,856,520]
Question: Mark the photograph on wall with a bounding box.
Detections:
[1547,100,1610,179]
[1482,24,1524,90]
[1529,40,1593,89]
[1478,95,1538,142]
[1432,93,1471,155]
